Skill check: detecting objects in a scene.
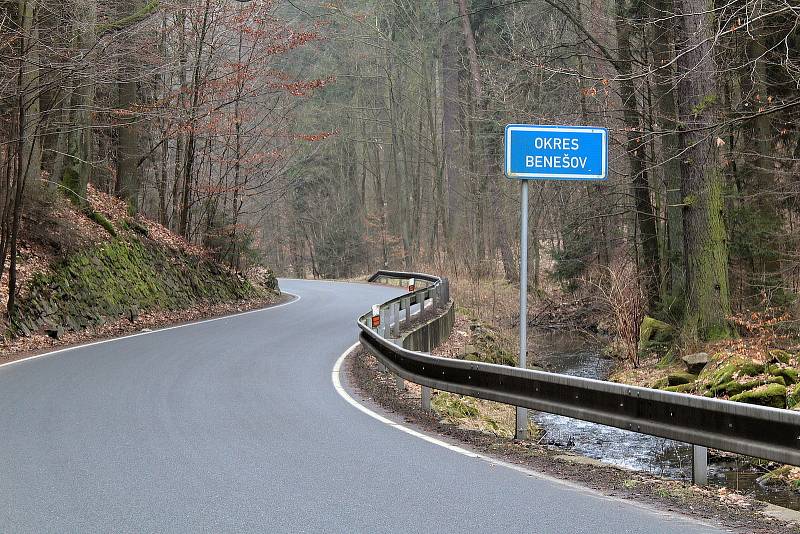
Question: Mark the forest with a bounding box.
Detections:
[1,0,799,345]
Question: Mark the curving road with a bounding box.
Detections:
[0,279,725,533]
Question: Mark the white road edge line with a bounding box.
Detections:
[0,292,301,370]
[331,343,591,479]
[332,342,480,458]
[331,343,728,527]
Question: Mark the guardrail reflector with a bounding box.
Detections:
[408,277,415,292]
[371,304,381,327]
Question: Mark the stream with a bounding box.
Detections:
[528,330,800,510]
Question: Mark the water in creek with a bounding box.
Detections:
[528,330,800,510]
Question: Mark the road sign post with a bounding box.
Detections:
[505,124,608,440]
[516,179,529,440]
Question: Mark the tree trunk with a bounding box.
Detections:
[675,0,732,339]
[742,18,781,281]
[650,0,684,297]
[438,0,460,247]
[614,0,661,307]
[60,0,97,206]
[116,76,139,212]
[18,0,40,189]
[179,0,212,238]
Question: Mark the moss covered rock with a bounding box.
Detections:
[788,387,800,409]
[768,365,798,386]
[704,358,765,387]
[738,361,766,376]
[711,380,754,397]
[768,375,786,387]
[651,377,669,389]
[638,316,675,351]
[667,372,697,386]
[8,238,267,338]
[730,383,787,409]
[768,349,793,364]
[708,376,785,397]
[663,383,696,393]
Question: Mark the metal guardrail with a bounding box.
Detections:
[357,270,800,479]
[360,270,450,341]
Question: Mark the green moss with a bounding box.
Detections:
[768,365,798,385]
[739,361,766,376]
[682,166,733,342]
[788,387,800,409]
[706,359,764,387]
[707,363,737,386]
[639,316,675,351]
[663,383,696,393]
[690,94,718,117]
[61,166,84,206]
[98,1,160,32]
[710,377,784,397]
[730,383,787,409]
[697,353,722,379]
[651,377,669,389]
[703,323,733,341]
[667,372,697,386]
[711,380,750,396]
[87,210,117,237]
[8,237,263,338]
[121,218,149,237]
[769,375,787,387]
[768,349,792,364]
[464,323,518,366]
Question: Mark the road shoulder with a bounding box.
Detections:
[0,292,296,366]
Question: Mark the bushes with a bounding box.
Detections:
[595,262,646,367]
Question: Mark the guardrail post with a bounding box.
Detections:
[376,305,387,373]
[396,374,404,391]
[378,306,387,337]
[390,302,399,338]
[692,445,708,485]
[421,385,431,411]
[401,297,410,326]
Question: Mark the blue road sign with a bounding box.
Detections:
[504,124,608,180]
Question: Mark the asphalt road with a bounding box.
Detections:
[0,279,726,533]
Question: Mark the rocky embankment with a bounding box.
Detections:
[1,185,279,351]
[8,239,277,339]
[651,351,797,409]
[633,317,800,410]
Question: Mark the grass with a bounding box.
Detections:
[431,391,540,439]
